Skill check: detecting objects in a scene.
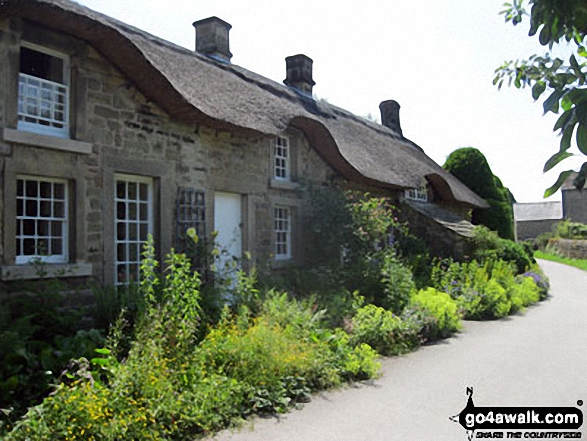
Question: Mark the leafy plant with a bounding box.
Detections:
[495,0,587,196]
[409,288,461,339]
[349,304,421,356]
[380,253,416,313]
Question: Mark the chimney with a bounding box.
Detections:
[192,17,232,63]
[379,100,402,137]
[284,54,315,95]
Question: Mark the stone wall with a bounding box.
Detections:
[0,18,340,286]
[515,219,559,241]
[548,239,587,260]
[398,201,472,259]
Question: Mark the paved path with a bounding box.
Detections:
[209,260,587,440]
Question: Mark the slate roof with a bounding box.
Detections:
[406,200,476,238]
[6,0,488,208]
[513,201,563,222]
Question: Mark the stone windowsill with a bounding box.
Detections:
[271,257,299,270]
[0,262,93,281]
[269,179,300,191]
[2,128,92,154]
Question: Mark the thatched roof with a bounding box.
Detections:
[6,0,488,208]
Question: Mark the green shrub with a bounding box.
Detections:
[409,288,461,339]
[349,304,421,356]
[0,286,104,429]
[380,254,416,313]
[510,276,541,310]
[432,259,512,320]
[4,241,381,440]
[553,220,587,239]
[471,226,534,274]
[443,147,515,240]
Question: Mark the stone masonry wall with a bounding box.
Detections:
[0,19,340,285]
[548,239,587,260]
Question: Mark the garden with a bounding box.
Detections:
[0,189,549,440]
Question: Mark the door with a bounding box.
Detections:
[213,192,242,291]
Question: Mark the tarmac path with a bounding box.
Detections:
[209,260,587,441]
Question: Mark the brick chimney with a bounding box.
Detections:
[379,100,402,137]
[284,54,315,95]
[192,17,232,63]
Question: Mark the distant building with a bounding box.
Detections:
[562,173,587,224]
[513,201,562,241]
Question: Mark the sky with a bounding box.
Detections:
[76,0,586,203]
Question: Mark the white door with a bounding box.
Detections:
[214,192,242,290]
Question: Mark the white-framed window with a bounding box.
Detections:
[274,206,291,260]
[18,43,70,138]
[405,182,428,202]
[115,174,153,285]
[274,136,290,181]
[15,176,68,264]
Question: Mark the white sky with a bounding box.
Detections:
[76,0,586,202]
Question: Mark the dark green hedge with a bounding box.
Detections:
[444,147,515,240]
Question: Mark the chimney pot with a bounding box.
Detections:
[379,100,402,137]
[192,17,232,63]
[284,54,315,95]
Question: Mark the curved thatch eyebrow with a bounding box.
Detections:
[12,0,487,208]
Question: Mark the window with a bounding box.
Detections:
[274,136,290,180]
[405,182,428,202]
[16,176,68,264]
[18,44,69,138]
[115,175,153,285]
[274,206,291,260]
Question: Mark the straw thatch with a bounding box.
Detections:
[6,0,488,208]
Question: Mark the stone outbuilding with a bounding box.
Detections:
[0,0,487,287]
[513,201,563,241]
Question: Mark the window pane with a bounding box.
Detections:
[38,220,50,236]
[128,222,137,241]
[117,202,126,220]
[128,182,137,200]
[26,180,38,197]
[54,201,64,218]
[23,238,35,255]
[54,183,65,200]
[23,219,35,235]
[128,203,137,221]
[117,222,125,240]
[40,181,52,198]
[40,200,51,217]
[51,239,62,255]
[139,183,148,201]
[117,243,126,263]
[116,181,126,199]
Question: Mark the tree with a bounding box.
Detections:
[494,0,587,196]
[443,147,515,240]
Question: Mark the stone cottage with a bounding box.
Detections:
[0,0,487,287]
